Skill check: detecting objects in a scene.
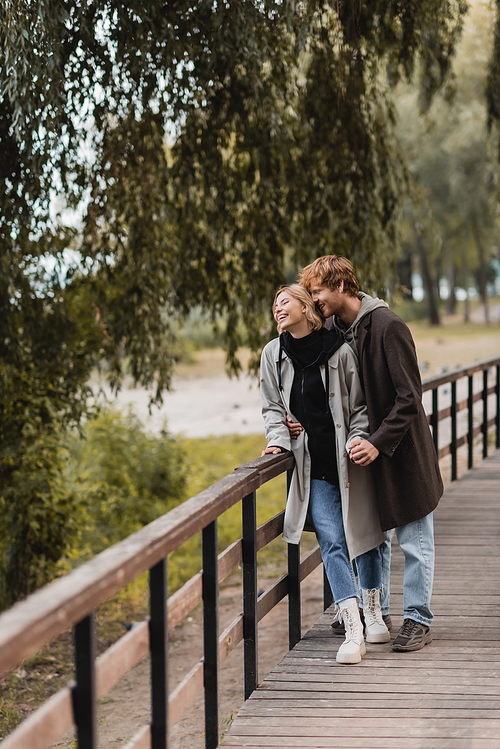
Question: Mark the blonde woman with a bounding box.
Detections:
[260,285,389,663]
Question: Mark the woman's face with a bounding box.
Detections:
[274,291,308,334]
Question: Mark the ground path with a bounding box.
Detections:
[222,450,500,749]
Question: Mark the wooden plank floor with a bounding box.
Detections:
[222,449,500,749]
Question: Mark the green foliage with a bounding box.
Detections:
[0,0,467,605]
[0,263,108,607]
[486,0,500,144]
[395,0,499,322]
[0,1,467,380]
[0,428,76,607]
[0,407,187,609]
[67,410,187,557]
[0,378,82,608]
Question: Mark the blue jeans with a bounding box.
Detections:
[397,512,435,626]
[373,514,435,627]
[379,530,392,615]
[308,479,382,606]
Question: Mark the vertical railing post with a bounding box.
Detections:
[468,375,474,470]
[149,559,168,749]
[202,521,219,749]
[286,468,301,649]
[496,365,500,450]
[451,380,457,481]
[431,388,439,453]
[72,613,97,749]
[483,369,489,459]
[242,491,258,700]
[287,542,301,649]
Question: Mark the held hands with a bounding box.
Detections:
[348,438,379,466]
[261,446,283,456]
[286,413,303,439]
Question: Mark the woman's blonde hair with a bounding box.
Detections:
[273,284,323,334]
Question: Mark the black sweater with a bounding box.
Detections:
[280,328,343,485]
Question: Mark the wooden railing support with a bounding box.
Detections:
[483,369,489,459]
[451,380,458,481]
[242,491,258,700]
[496,365,500,449]
[149,559,168,749]
[202,521,219,749]
[431,387,439,452]
[468,375,474,469]
[73,613,97,749]
[287,543,301,650]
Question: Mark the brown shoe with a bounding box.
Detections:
[391,618,432,652]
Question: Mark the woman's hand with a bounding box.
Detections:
[286,414,303,439]
[348,438,379,466]
[261,446,283,456]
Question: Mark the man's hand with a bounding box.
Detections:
[286,413,304,439]
[348,438,379,466]
[261,446,283,456]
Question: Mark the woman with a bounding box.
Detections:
[260,285,389,663]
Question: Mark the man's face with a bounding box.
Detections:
[310,281,345,318]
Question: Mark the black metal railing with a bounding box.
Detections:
[422,355,500,480]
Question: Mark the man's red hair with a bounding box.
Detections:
[299,255,359,298]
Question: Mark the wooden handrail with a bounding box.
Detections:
[0,452,293,679]
[421,355,500,391]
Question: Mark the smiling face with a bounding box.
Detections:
[309,281,345,319]
[274,291,311,338]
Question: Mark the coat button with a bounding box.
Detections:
[346,483,350,488]
[336,424,341,428]
[329,392,335,396]
[343,452,347,458]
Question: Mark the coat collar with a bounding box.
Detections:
[357,314,372,361]
[272,337,339,368]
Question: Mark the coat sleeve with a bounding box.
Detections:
[260,343,292,452]
[368,316,422,457]
[338,346,370,445]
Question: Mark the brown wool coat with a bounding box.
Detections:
[356,307,443,531]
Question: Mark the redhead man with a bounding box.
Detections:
[292,255,443,652]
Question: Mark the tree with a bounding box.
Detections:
[395,0,498,324]
[67,409,187,558]
[0,0,466,603]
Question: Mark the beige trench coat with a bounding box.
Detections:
[260,338,385,560]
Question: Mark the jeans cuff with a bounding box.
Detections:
[404,614,433,627]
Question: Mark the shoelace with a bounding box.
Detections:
[342,607,360,643]
[399,618,420,637]
[364,589,382,626]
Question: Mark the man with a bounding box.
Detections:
[292,254,443,652]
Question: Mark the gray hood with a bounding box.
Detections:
[334,292,389,356]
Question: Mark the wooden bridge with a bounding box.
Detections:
[222,449,500,749]
[0,356,499,749]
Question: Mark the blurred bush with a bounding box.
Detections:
[67,409,187,559]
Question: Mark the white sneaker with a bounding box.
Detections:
[336,600,366,664]
[362,588,391,643]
